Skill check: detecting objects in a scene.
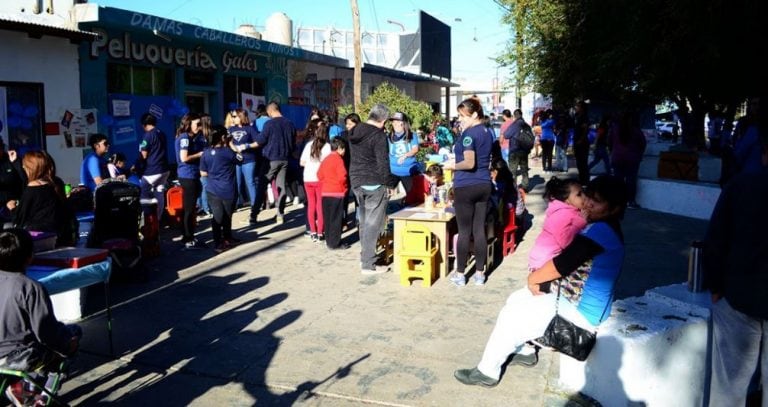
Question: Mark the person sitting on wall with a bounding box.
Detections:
[79,133,110,193]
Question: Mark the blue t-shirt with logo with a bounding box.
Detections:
[228,125,259,164]
[200,146,237,201]
[388,132,421,177]
[175,132,207,179]
[139,127,169,175]
[452,125,493,188]
[80,152,107,192]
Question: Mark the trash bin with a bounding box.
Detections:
[688,240,704,292]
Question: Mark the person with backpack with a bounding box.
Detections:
[503,109,534,191]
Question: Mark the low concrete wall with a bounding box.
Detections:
[636,178,720,220]
[559,284,711,406]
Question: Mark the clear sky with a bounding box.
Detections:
[93,0,511,90]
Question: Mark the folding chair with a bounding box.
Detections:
[0,362,68,406]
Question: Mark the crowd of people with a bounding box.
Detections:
[1,94,765,405]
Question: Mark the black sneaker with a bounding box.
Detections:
[328,243,350,250]
[509,352,539,367]
[453,368,499,387]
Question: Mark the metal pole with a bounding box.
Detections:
[350,0,362,111]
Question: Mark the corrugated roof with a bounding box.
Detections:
[0,12,97,40]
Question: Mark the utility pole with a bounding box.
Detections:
[350,0,362,111]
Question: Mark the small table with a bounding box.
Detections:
[28,259,114,355]
[389,206,456,278]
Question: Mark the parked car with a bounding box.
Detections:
[656,121,678,140]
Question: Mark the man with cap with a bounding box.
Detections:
[387,111,421,195]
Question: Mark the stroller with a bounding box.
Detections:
[88,180,146,282]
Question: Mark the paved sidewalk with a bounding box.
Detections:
[58,166,709,406]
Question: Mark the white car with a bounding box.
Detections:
[656,121,677,139]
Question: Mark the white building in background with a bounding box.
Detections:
[0,0,97,185]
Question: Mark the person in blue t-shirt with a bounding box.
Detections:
[228,109,261,224]
[253,104,270,133]
[387,112,421,195]
[174,113,207,249]
[454,175,627,387]
[138,113,170,220]
[200,125,241,253]
[79,133,109,193]
[444,98,494,286]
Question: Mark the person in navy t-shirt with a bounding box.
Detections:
[444,97,494,286]
[227,109,261,224]
[200,125,241,252]
[138,113,170,220]
[79,133,109,193]
[174,113,207,249]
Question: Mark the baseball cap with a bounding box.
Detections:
[390,112,407,122]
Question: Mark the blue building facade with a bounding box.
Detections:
[76,5,347,167]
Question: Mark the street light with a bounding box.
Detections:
[386,19,405,32]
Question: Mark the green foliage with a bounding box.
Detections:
[337,82,436,133]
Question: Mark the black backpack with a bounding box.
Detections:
[516,123,535,151]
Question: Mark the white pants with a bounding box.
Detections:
[477,288,595,380]
[141,172,170,220]
[710,298,768,407]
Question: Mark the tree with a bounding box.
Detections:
[497,0,768,147]
[338,82,436,133]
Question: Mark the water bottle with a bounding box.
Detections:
[688,240,704,292]
[430,182,438,206]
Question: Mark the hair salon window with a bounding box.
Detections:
[223,75,266,110]
[0,81,46,152]
[107,63,174,96]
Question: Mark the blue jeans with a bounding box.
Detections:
[198,176,211,213]
[353,186,389,269]
[236,161,257,210]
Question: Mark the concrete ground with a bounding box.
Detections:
[57,161,709,406]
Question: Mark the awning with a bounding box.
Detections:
[342,64,458,88]
[0,12,98,41]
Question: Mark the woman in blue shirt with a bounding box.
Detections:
[228,109,260,224]
[175,113,207,249]
[388,112,421,194]
[444,98,494,286]
[454,175,627,387]
[200,125,241,253]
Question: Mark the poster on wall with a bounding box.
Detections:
[315,80,331,110]
[61,108,98,149]
[241,92,265,122]
[0,87,7,146]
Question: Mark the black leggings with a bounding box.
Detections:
[453,183,493,274]
[179,178,201,241]
[207,192,235,243]
[540,139,555,171]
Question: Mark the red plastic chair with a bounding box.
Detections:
[499,206,518,257]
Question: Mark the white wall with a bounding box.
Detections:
[0,0,76,21]
[0,30,84,185]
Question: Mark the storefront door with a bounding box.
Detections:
[185,92,210,115]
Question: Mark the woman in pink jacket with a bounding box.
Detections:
[528,177,587,271]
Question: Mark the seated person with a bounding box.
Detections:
[0,229,82,404]
[106,152,128,181]
[79,133,109,193]
[403,164,444,206]
[13,151,77,247]
[490,159,519,227]
[0,139,23,223]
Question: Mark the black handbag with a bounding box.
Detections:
[535,283,608,362]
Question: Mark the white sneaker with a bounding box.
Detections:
[361,265,389,275]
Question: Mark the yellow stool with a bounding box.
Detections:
[398,224,438,287]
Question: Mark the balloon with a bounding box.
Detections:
[20,118,33,130]
[180,106,189,115]
[22,105,39,118]
[228,102,239,111]
[100,115,115,127]
[8,102,23,116]
[7,116,21,128]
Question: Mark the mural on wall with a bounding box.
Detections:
[315,80,330,110]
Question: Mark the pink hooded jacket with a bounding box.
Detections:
[528,199,587,270]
